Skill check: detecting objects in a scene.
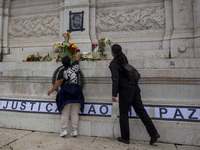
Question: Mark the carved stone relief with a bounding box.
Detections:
[8,15,60,39]
[96,5,165,33]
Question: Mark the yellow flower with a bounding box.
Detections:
[71,44,77,49]
[28,54,35,58]
[56,44,61,48]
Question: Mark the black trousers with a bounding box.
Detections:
[118,83,158,141]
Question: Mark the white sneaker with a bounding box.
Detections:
[70,130,78,137]
[60,130,68,137]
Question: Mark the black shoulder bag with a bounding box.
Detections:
[124,63,140,84]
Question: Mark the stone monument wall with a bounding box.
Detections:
[0,0,199,60]
[0,0,199,146]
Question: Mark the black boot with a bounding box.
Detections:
[117,137,130,144]
[150,133,160,145]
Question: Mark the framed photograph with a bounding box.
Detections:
[68,11,85,32]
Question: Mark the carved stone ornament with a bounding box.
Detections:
[96,5,165,33]
[178,45,186,53]
[8,15,60,39]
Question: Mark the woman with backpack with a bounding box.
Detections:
[48,53,84,137]
[109,44,160,145]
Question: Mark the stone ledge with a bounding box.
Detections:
[10,0,59,9]
[0,94,199,106]
[1,76,200,85]
[0,68,200,78]
[96,0,163,8]
[1,58,200,69]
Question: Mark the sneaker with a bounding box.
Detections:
[70,130,78,137]
[150,133,160,145]
[117,137,130,144]
[60,130,68,137]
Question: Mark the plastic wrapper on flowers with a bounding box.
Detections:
[81,51,106,61]
[81,52,93,61]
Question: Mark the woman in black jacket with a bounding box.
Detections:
[109,44,160,145]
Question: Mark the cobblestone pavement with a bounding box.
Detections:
[0,128,199,150]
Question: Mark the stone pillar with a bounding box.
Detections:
[193,0,200,57]
[62,0,91,52]
[163,0,173,57]
[2,0,10,55]
[171,0,194,58]
[0,0,4,61]
[59,0,65,36]
[89,0,97,43]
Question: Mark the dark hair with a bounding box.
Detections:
[62,56,71,68]
[111,44,127,64]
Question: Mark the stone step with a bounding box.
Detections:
[80,58,200,69]
[128,58,200,69]
[3,52,52,62]
[0,67,199,79]
[0,58,199,71]
[3,46,54,62]
[3,49,169,62]
[125,49,169,59]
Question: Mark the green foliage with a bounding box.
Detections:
[34,53,42,61]
[55,44,77,62]
[98,37,112,59]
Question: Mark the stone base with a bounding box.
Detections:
[0,60,199,146]
[0,110,199,146]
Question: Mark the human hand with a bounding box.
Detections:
[47,89,53,96]
[112,97,117,102]
[78,53,83,57]
[76,53,83,61]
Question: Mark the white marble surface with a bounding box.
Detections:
[0,0,198,60]
[0,60,200,105]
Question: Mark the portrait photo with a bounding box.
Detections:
[68,11,85,32]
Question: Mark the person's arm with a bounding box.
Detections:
[48,78,64,96]
[109,62,119,102]
[76,53,83,61]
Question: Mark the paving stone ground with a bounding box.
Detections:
[0,128,199,150]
